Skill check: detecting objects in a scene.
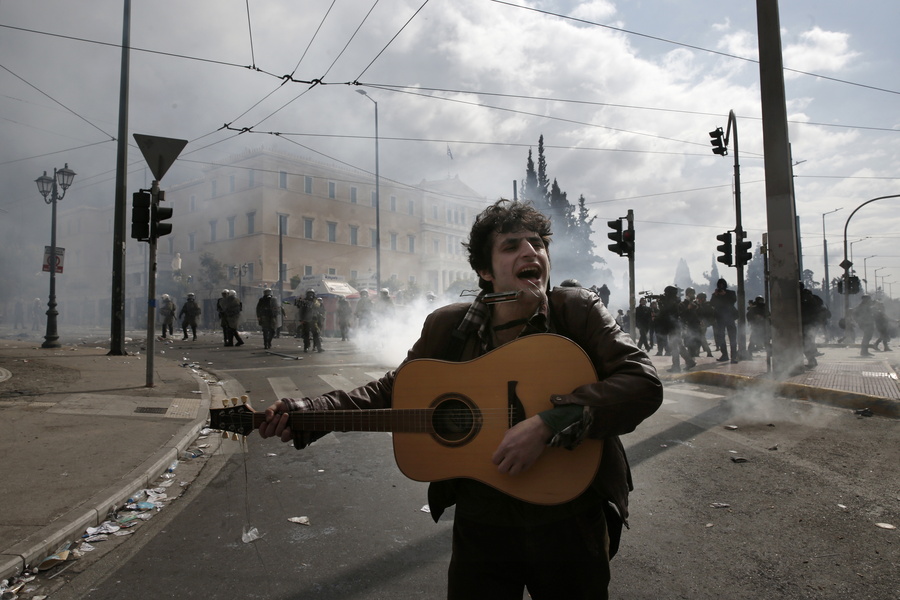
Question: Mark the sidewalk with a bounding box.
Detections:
[648,342,900,418]
[0,333,227,585]
[1,333,898,586]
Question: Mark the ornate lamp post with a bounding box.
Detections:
[233,263,249,302]
[35,164,76,349]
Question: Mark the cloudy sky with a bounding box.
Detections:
[2,0,899,302]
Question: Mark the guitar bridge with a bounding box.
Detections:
[508,381,527,428]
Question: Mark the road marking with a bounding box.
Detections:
[269,376,302,402]
[319,373,355,391]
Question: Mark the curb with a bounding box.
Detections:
[680,371,900,419]
[0,370,213,582]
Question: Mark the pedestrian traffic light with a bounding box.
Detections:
[131,191,151,241]
[716,232,733,266]
[151,192,173,240]
[849,275,861,294]
[710,127,727,156]
[735,231,753,266]
[608,219,625,256]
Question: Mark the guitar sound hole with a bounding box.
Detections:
[430,395,481,446]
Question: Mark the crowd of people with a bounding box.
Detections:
[146,274,894,365]
[148,285,404,351]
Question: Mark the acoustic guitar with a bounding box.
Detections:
[209,333,604,505]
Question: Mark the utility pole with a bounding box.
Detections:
[109,0,132,356]
[756,0,804,374]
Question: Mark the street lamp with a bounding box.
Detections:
[862,255,876,293]
[356,89,381,293]
[35,163,76,349]
[233,263,249,302]
[849,237,869,264]
[841,194,900,326]
[873,267,887,295]
[821,207,842,313]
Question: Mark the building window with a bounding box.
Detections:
[279,171,287,189]
[432,205,438,219]
[304,265,313,276]
[230,174,236,193]
[408,235,415,254]
[304,218,314,239]
[211,180,217,198]
[304,176,313,194]
[188,232,196,251]
[190,195,196,212]
[327,267,336,275]
[278,214,288,236]
[249,170,255,188]
[350,225,358,246]
[246,263,254,281]
[370,228,377,248]
[247,211,256,234]
[209,220,217,242]
[433,239,440,254]
[408,200,415,215]
[350,187,358,203]
[371,191,377,207]
[327,221,337,242]
[350,269,358,281]
[328,181,336,199]
[390,196,397,212]
[227,216,236,239]
[167,238,174,254]
[390,233,397,251]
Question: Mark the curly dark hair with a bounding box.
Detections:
[463,199,552,291]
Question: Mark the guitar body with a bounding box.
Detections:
[391,333,603,505]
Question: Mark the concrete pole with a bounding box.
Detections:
[756,0,805,374]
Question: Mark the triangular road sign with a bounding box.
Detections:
[133,134,188,182]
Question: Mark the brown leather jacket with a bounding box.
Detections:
[289,287,663,530]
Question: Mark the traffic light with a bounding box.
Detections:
[735,231,753,266]
[716,232,733,266]
[849,275,861,294]
[151,191,173,240]
[608,219,625,256]
[131,191,151,241]
[709,127,727,156]
[621,226,635,256]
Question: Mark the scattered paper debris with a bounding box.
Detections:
[724,425,738,430]
[875,522,895,530]
[709,502,731,509]
[288,516,310,525]
[730,457,749,463]
[421,505,431,513]
[242,526,262,543]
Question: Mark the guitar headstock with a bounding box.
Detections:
[209,395,257,438]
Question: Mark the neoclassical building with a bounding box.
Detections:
[56,147,488,328]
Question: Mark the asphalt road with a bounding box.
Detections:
[34,334,900,600]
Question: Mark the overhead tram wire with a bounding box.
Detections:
[353,0,432,82]
[244,0,257,69]
[489,0,900,97]
[0,63,115,141]
[361,83,900,134]
[362,83,743,154]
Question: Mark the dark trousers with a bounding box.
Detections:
[447,509,610,600]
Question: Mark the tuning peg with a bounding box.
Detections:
[231,433,240,441]
[240,394,249,404]
[222,431,229,439]
[221,399,229,408]
[230,397,239,406]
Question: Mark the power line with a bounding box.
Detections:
[489,0,900,97]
